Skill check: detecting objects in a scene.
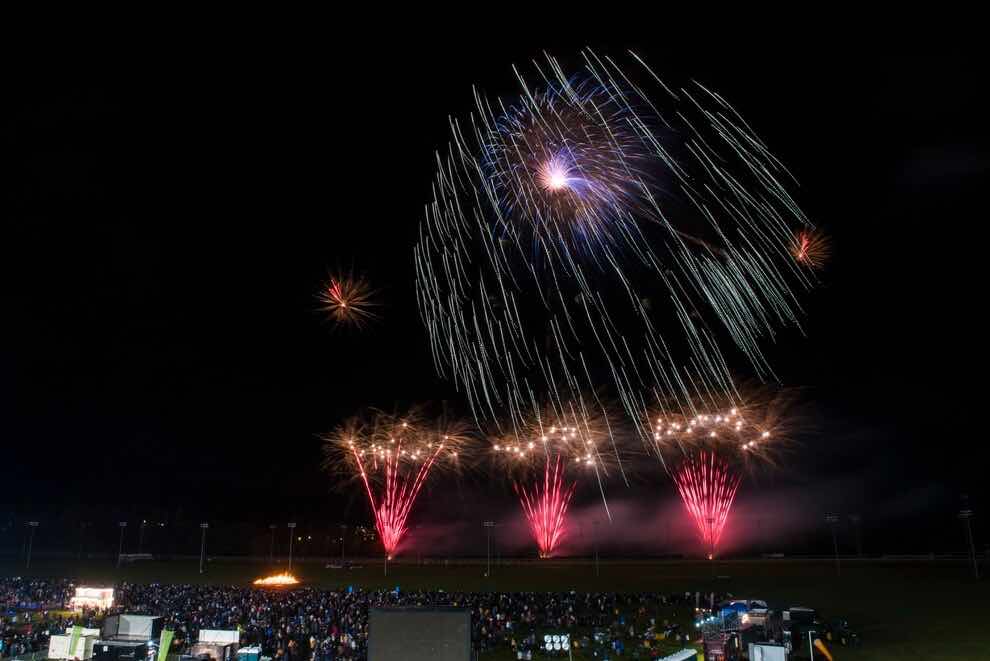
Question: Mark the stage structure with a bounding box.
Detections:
[368,608,470,661]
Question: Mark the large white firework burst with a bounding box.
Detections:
[415,49,817,453]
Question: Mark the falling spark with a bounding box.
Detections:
[515,455,576,558]
[415,50,817,448]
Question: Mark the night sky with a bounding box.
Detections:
[4,36,986,554]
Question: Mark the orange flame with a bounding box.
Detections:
[253,572,299,586]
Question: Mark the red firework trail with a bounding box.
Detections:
[515,456,576,558]
[350,441,446,559]
[673,451,741,558]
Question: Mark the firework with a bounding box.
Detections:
[490,397,631,507]
[673,451,740,558]
[324,408,472,558]
[646,393,788,467]
[648,390,797,556]
[490,400,617,473]
[488,399,626,554]
[318,273,378,327]
[791,229,830,269]
[416,50,817,441]
[515,455,575,558]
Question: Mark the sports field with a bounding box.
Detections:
[2,556,985,659]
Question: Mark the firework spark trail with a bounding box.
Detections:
[416,50,818,450]
[515,455,576,558]
[649,393,796,555]
[490,396,632,518]
[673,450,741,557]
[325,410,469,559]
[350,438,446,558]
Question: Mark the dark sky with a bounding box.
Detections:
[3,35,986,552]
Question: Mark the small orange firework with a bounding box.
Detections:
[318,274,378,327]
[791,229,830,269]
[253,572,299,586]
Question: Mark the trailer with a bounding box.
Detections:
[49,634,98,660]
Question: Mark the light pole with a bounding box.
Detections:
[269,524,276,563]
[26,522,39,569]
[592,519,600,578]
[79,522,90,560]
[484,521,495,578]
[825,513,841,576]
[287,523,296,571]
[117,522,127,567]
[384,533,390,578]
[849,514,863,557]
[959,509,978,579]
[340,525,347,564]
[706,516,715,579]
[199,523,209,574]
[139,520,147,554]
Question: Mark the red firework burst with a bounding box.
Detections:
[318,274,378,327]
[325,410,469,558]
[673,451,741,558]
[791,229,830,269]
[352,444,440,558]
[514,456,576,558]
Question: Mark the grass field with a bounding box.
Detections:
[2,556,985,659]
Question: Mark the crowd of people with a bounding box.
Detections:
[1,576,708,660]
[1,578,96,659]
